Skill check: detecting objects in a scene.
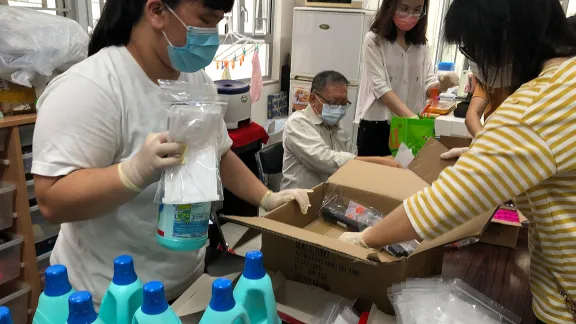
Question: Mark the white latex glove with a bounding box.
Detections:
[409,115,419,119]
[261,189,313,214]
[338,228,370,249]
[440,147,469,160]
[439,72,460,92]
[119,132,187,192]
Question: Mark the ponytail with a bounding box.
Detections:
[88,0,146,56]
[88,0,235,56]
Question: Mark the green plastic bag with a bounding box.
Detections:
[389,116,435,156]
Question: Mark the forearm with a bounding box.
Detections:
[220,150,269,207]
[362,204,421,248]
[377,92,414,117]
[34,165,138,223]
[465,97,489,137]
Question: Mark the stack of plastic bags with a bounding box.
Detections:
[0,7,89,87]
[388,278,521,324]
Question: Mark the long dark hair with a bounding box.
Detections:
[88,0,234,56]
[371,0,429,45]
[445,0,576,92]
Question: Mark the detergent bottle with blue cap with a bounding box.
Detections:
[100,255,143,324]
[34,264,76,324]
[199,278,250,324]
[0,306,13,324]
[156,203,211,251]
[67,291,106,324]
[233,251,280,324]
[131,281,180,324]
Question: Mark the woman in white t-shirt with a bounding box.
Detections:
[32,0,311,306]
[356,0,458,156]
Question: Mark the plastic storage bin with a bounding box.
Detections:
[389,116,435,156]
[0,281,30,324]
[0,182,16,231]
[0,233,23,286]
[30,206,60,244]
[22,152,32,174]
[37,252,51,291]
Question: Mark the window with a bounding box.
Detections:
[89,0,274,82]
[5,0,70,16]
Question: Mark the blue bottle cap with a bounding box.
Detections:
[141,281,169,315]
[67,291,97,324]
[243,250,266,280]
[209,278,236,312]
[45,265,73,297]
[0,306,12,324]
[112,255,138,286]
[438,62,455,71]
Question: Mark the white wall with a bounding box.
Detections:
[250,0,297,126]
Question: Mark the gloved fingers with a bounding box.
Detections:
[152,132,170,144]
[156,156,184,169]
[155,142,187,157]
[292,190,311,214]
[440,147,465,160]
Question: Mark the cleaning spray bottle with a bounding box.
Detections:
[199,278,250,324]
[131,281,181,324]
[67,292,106,324]
[156,203,211,251]
[33,264,76,324]
[0,306,13,324]
[233,251,281,324]
[99,255,143,324]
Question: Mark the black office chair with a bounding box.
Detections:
[255,142,284,190]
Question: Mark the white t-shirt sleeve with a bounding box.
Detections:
[192,70,233,157]
[32,72,120,177]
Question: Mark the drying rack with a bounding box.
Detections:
[213,16,265,70]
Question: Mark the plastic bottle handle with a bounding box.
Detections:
[237,312,251,324]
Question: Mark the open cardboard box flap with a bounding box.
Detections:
[227,138,493,264]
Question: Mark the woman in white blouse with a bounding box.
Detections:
[356,0,457,156]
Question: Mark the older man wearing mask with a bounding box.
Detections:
[281,71,401,190]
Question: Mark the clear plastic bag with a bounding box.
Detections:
[312,298,359,324]
[0,7,89,87]
[388,278,521,324]
[154,80,226,204]
[320,186,420,257]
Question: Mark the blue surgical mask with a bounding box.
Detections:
[320,104,346,126]
[163,7,220,73]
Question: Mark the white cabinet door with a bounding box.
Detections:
[291,10,365,81]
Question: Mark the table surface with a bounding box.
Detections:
[443,227,535,323]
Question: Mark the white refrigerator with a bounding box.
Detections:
[289,7,375,144]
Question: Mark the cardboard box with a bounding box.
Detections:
[226,139,494,314]
[174,271,373,324]
[435,113,472,138]
[479,205,527,249]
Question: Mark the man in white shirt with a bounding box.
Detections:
[282,71,402,190]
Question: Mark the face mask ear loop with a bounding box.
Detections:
[165,5,188,29]
[162,30,174,47]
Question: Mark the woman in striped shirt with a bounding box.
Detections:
[339,0,576,322]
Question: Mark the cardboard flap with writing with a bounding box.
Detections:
[224,216,385,263]
[408,138,455,185]
[327,160,429,202]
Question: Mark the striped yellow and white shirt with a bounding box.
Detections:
[404,57,576,323]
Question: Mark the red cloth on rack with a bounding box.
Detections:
[227,121,269,148]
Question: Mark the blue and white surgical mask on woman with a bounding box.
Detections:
[162,6,220,73]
